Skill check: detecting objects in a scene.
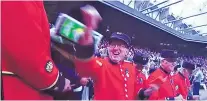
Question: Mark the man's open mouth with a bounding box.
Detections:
[113,51,120,55]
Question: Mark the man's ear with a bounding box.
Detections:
[125,48,129,55]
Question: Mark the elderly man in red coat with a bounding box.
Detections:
[173,62,195,100]
[138,50,184,100]
[75,31,138,99]
[2,1,72,100]
[48,5,158,100]
[70,6,139,99]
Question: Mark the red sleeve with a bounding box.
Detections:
[179,84,187,99]
[2,1,60,90]
[146,74,157,86]
[146,75,159,100]
[74,57,102,79]
[148,91,160,100]
[146,70,165,100]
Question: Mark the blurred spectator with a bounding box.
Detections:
[193,66,204,99]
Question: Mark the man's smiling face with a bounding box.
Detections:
[107,39,129,63]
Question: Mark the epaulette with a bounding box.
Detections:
[96,60,103,67]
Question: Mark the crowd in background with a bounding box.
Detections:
[98,39,207,67]
[97,39,207,87]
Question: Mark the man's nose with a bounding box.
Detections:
[112,46,119,51]
[114,45,118,48]
[113,45,120,50]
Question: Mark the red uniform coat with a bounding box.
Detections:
[2,1,59,100]
[147,68,177,100]
[135,70,147,93]
[74,57,138,100]
[173,72,191,99]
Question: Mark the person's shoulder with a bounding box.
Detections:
[95,57,109,67]
[172,73,180,80]
[93,57,103,67]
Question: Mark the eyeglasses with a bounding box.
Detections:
[109,44,127,48]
